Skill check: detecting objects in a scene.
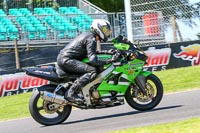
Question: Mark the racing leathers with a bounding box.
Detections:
[57,32,116,102]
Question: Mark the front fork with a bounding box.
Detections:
[134,71,152,95]
[135,75,147,95]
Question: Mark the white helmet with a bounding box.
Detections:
[90,19,112,42]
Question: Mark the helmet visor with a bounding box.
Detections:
[102,25,112,37]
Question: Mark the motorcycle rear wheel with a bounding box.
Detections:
[125,74,163,111]
[29,86,72,126]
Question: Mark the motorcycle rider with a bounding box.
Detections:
[57,19,120,102]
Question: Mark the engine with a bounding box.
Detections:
[90,85,100,99]
[89,84,124,107]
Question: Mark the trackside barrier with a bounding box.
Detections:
[0,40,200,97]
[0,72,49,97]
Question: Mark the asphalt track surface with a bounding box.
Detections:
[0,89,200,133]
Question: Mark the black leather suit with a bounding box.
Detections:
[57,32,112,97]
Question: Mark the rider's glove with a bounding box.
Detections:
[111,51,121,62]
[105,51,121,64]
[107,49,118,55]
[97,49,117,55]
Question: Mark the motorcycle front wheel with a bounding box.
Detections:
[125,74,163,111]
[29,85,72,126]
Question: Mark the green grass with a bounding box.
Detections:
[0,92,32,120]
[0,66,199,122]
[107,118,200,133]
[154,66,200,93]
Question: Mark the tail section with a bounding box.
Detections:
[23,66,62,82]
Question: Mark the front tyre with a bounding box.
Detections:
[29,86,72,126]
[125,74,163,111]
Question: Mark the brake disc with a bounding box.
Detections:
[135,83,155,103]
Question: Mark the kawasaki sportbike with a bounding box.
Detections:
[24,35,163,125]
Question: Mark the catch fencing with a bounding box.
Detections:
[127,0,200,45]
[0,0,199,47]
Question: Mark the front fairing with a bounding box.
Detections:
[114,59,146,82]
[97,58,152,97]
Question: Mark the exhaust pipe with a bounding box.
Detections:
[41,91,68,105]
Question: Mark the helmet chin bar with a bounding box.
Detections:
[102,37,108,42]
[98,34,107,42]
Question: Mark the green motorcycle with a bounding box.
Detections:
[24,36,163,125]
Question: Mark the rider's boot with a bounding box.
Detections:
[65,81,83,103]
[65,72,96,103]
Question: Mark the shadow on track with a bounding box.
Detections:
[61,105,183,125]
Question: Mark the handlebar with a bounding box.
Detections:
[112,35,148,62]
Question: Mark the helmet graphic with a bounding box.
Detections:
[91,19,112,42]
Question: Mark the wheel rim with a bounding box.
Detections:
[131,79,157,105]
[33,93,69,121]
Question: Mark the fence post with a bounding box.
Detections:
[14,39,20,69]
[170,16,178,42]
[124,0,133,42]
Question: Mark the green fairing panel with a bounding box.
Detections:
[138,70,152,77]
[115,59,145,81]
[114,43,130,50]
[97,58,152,97]
[82,54,112,63]
[97,80,129,96]
[112,38,130,50]
[97,59,145,96]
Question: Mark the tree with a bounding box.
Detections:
[88,0,124,12]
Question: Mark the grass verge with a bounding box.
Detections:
[0,92,32,121]
[154,66,200,93]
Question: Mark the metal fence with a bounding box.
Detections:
[0,0,200,47]
[126,0,200,46]
[0,0,78,12]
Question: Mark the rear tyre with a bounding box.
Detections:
[29,85,72,125]
[125,74,163,111]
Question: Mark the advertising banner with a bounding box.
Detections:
[171,41,200,67]
[0,72,49,97]
[142,44,170,71]
[143,40,200,71]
